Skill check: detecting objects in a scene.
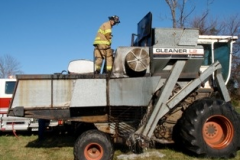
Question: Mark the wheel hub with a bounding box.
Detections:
[202,115,234,149]
[85,143,103,160]
[204,122,219,138]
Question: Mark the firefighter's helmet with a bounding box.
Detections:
[109,15,120,24]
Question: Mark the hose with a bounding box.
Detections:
[12,122,18,138]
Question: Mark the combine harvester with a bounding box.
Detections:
[8,12,240,160]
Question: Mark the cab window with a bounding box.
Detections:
[5,81,16,94]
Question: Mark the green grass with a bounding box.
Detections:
[235,106,240,113]
[0,132,74,160]
[1,101,240,160]
[1,131,240,160]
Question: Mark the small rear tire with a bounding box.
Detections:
[74,129,113,160]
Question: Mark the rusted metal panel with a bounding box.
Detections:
[70,114,108,123]
[94,123,115,134]
[70,79,107,107]
[12,80,51,108]
[53,80,73,107]
[16,74,101,80]
[11,74,159,109]
[11,79,74,109]
[23,108,70,120]
[109,76,160,106]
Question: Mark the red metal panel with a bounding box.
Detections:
[0,97,11,114]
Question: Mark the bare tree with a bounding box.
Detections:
[0,54,23,78]
[178,0,195,28]
[164,0,196,28]
[221,14,240,36]
[164,0,214,28]
[189,12,223,35]
[165,0,178,28]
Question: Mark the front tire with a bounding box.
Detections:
[74,129,113,160]
[175,98,240,158]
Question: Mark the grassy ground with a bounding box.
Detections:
[235,106,240,113]
[0,132,75,160]
[1,105,240,160]
[1,131,240,160]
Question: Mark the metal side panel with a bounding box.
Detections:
[153,28,199,47]
[12,79,74,109]
[109,76,161,106]
[70,79,107,107]
[12,80,51,108]
[53,80,74,107]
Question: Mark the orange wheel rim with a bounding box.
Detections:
[202,115,234,149]
[84,143,104,160]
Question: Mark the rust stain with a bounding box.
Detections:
[70,114,108,123]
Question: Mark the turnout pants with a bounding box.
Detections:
[94,44,113,73]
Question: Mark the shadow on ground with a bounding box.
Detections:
[25,131,76,148]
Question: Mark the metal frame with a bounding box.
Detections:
[137,60,230,139]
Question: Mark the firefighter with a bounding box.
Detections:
[93,15,120,74]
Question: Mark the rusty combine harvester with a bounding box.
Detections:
[8,12,240,160]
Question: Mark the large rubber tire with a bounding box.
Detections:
[74,129,113,160]
[175,98,240,158]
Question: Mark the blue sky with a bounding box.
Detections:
[0,0,239,74]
